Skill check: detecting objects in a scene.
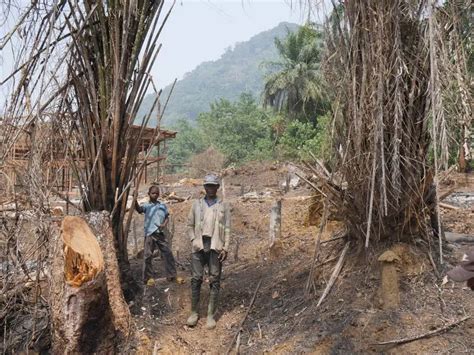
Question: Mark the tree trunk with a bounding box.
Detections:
[50,212,131,353]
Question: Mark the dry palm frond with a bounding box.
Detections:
[2,0,174,338]
[302,0,469,256]
[58,1,175,264]
[2,0,173,350]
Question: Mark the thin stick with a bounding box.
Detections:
[427,249,440,278]
[152,341,159,355]
[438,187,456,201]
[50,187,81,211]
[315,255,339,267]
[235,332,241,354]
[295,171,327,198]
[308,152,330,177]
[133,220,138,256]
[321,231,347,245]
[316,242,350,308]
[305,201,329,294]
[374,316,471,346]
[225,278,263,355]
[365,156,377,248]
[439,202,459,210]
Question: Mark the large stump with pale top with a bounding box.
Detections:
[50,212,130,353]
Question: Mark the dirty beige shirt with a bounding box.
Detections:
[201,201,219,237]
[187,198,231,252]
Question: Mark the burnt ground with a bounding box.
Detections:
[125,163,474,354]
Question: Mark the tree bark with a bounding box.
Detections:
[50,212,131,354]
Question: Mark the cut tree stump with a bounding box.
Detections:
[50,212,131,353]
[378,250,401,309]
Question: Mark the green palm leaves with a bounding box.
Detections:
[263,24,327,123]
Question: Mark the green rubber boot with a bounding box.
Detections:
[186,289,200,327]
[206,291,218,330]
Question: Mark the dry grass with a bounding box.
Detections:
[188,147,225,178]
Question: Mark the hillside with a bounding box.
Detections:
[138,22,299,126]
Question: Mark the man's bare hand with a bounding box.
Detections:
[218,250,228,262]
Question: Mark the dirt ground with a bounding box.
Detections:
[125,164,474,354]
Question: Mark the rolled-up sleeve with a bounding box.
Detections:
[223,202,231,251]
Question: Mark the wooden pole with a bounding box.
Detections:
[156,142,160,181]
[269,199,282,249]
[133,220,138,256]
[68,167,73,192]
[46,166,50,187]
[221,177,226,200]
[61,168,65,192]
[144,147,148,184]
[66,190,69,215]
[285,172,290,193]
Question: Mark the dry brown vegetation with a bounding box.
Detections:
[0,0,472,353]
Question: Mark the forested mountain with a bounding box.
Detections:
[138,22,299,125]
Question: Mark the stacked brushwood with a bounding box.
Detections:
[309,0,452,249]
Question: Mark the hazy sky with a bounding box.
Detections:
[1,1,331,101]
[151,0,316,89]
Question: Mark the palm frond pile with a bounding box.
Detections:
[312,0,458,250]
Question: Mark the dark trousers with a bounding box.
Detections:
[191,237,222,297]
[143,231,177,281]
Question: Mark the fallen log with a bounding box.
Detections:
[50,212,131,353]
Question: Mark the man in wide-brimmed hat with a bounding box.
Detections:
[447,248,474,290]
[186,173,231,329]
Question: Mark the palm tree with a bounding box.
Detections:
[263,24,328,124]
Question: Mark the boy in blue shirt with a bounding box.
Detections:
[135,185,177,284]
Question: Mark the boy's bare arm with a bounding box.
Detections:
[135,200,143,214]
